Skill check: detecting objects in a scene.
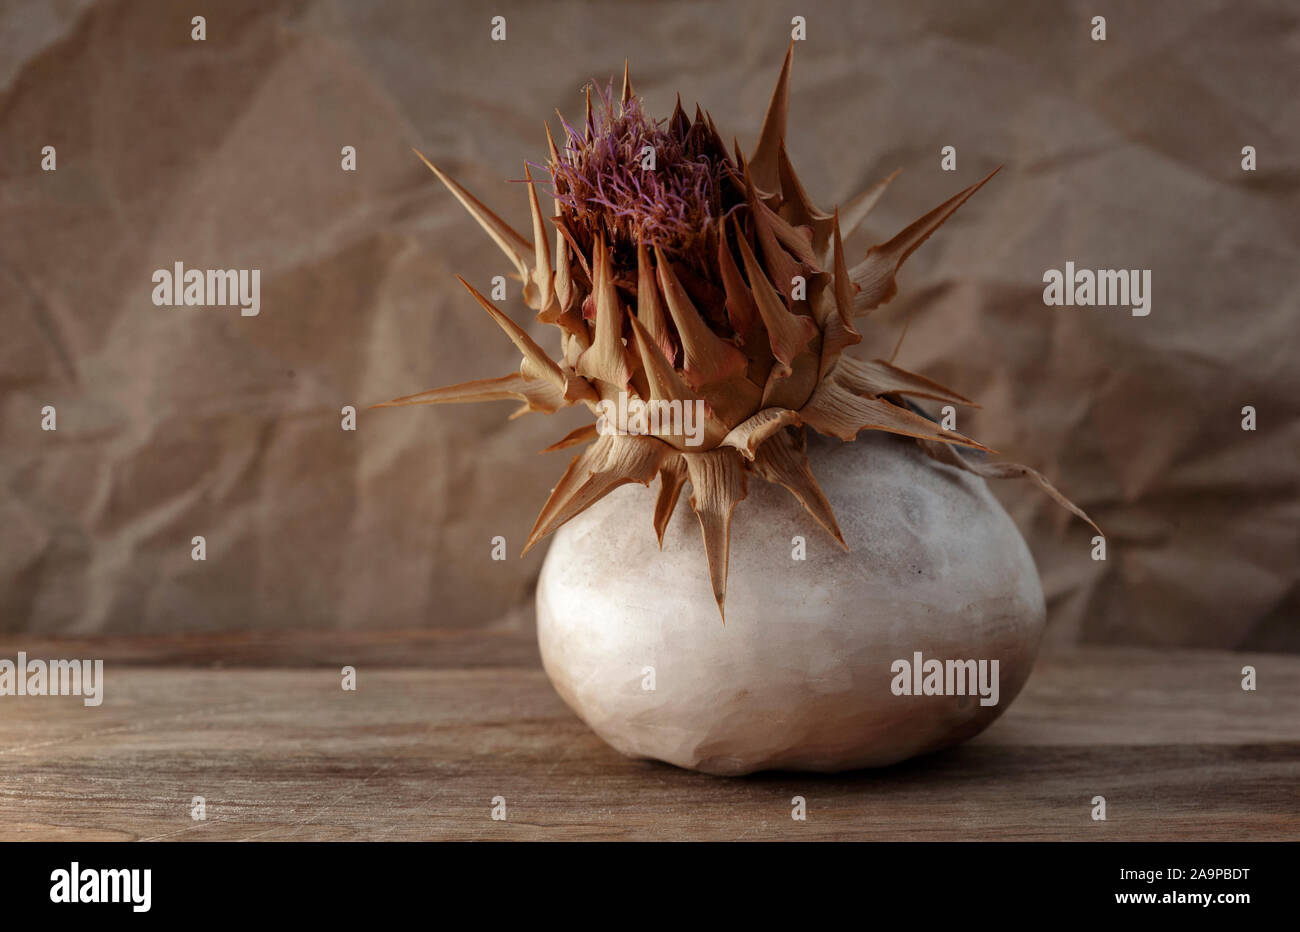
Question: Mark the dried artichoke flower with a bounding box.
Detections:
[377,46,1097,618]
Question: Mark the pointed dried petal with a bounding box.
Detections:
[455,277,568,393]
[522,162,552,312]
[654,245,747,390]
[522,433,669,554]
[670,94,690,139]
[544,121,561,165]
[734,221,817,377]
[544,230,578,326]
[751,177,820,269]
[653,455,689,547]
[760,337,821,409]
[700,376,766,431]
[683,448,749,620]
[627,313,727,449]
[371,372,529,408]
[850,167,1000,314]
[560,366,598,404]
[721,407,803,460]
[762,203,820,273]
[458,278,569,397]
[836,168,901,250]
[625,310,687,403]
[413,149,531,280]
[830,211,855,326]
[804,270,837,327]
[636,242,676,364]
[819,213,862,379]
[576,238,633,389]
[918,441,1101,535]
[550,214,592,284]
[522,352,596,408]
[561,330,589,369]
[800,376,990,450]
[749,40,794,195]
[777,143,832,230]
[541,423,599,453]
[717,229,759,337]
[817,311,860,384]
[371,371,565,417]
[741,165,806,293]
[751,428,846,547]
[834,355,976,407]
[621,59,634,107]
[704,110,723,148]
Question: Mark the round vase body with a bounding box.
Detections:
[536,432,1045,775]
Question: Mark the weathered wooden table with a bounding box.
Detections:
[0,630,1295,841]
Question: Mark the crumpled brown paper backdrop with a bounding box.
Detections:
[2,0,1297,647]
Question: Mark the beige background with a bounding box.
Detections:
[2,0,1297,647]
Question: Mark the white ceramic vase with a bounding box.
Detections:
[536,431,1045,775]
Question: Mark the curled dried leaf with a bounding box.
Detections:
[721,407,803,460]
[800,373,990,451]
[833,355,976,407]
[523,433,670,554]
[918,440,1101,536]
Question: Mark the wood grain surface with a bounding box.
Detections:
[0,632,1295,841]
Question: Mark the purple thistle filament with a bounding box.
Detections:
[548,81,733,263]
